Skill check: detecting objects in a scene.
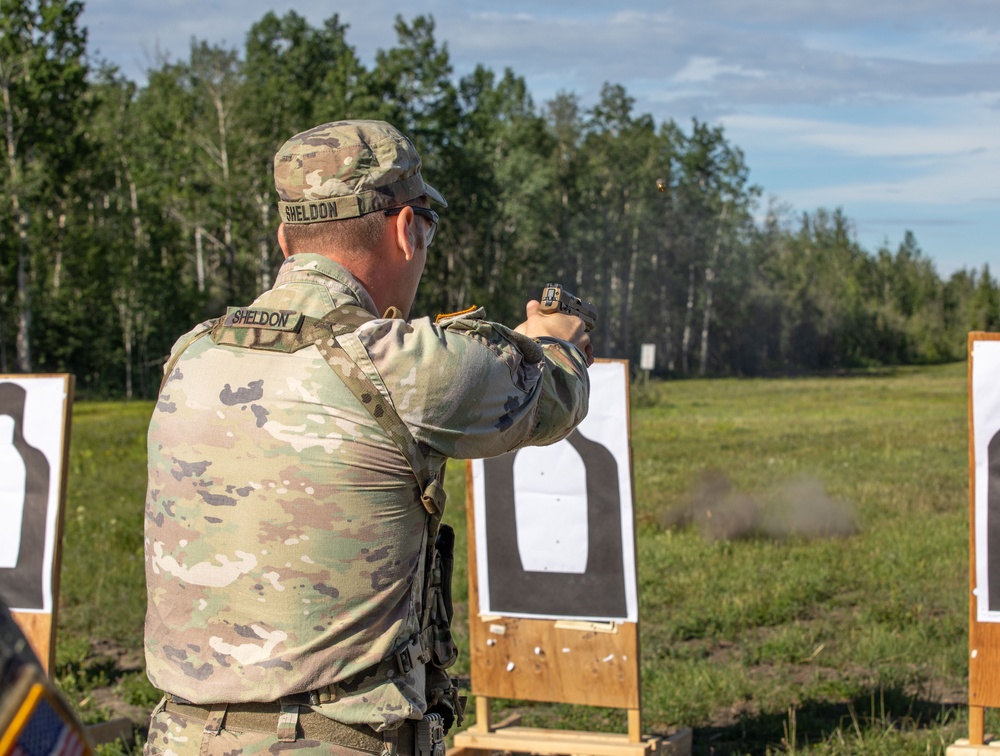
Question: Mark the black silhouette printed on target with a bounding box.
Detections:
[988,429,1000,612]
[483,429,627,618]
[0,383,51,611]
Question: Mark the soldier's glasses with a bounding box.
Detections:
[385,206,439,247]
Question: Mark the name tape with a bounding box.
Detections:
[224,307,303,331]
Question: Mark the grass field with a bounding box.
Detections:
[52,363,976,754]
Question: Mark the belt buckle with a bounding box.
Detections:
[395,646,413,675]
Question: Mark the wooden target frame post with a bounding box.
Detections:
[0,374,75,674]
[450,360,690,756]
[950,334,1000,755]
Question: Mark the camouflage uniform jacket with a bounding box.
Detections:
[144,254,590,730]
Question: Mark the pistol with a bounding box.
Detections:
[539,283,598,332]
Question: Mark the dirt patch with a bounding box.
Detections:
[90,637,144,673]
[67,638,152,741]
[86,686,150,728]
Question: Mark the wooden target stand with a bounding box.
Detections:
[950,334,1000,755]
[450,363,691,756]
[0,375,131,749]
[0,374,75,675]
[451,464,690,756]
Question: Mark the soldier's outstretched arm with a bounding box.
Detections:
[346,310,590,460]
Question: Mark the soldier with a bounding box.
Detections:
[142,119,591,755]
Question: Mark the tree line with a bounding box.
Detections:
[2,0,998,398]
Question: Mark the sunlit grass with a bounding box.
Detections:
[57,363,973,754]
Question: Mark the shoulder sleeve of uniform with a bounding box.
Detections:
[160,319,218,391]
[168,319,217,355]
[350,314,589,459]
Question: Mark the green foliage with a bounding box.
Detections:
[2,7,997,391]
[0,0,90,374]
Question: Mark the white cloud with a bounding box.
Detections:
[471,11,536,23]
[722,112,1000,159]
[788,168,1000,208]
[803,27,1000,65]
[673,57,767,84]
[670,0,1000,28]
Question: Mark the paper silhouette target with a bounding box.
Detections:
[973,340,1000,620]
[989,428,1000,613]
[0,376,72,613]
[471,360,638,622]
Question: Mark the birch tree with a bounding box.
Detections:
[0,0,87,371]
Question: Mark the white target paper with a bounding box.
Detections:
[0,376,71,613]
[472,360,638,623]
[974,340,1000,622]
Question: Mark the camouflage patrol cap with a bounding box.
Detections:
[274,120,448,225]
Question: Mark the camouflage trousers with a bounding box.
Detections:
[143,697,410,756]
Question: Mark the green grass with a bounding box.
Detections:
[54,401,156,750]
[54,363,975,754]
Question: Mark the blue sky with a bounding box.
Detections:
[81,0,1000,276]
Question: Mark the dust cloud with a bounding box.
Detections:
[660,470,858,542]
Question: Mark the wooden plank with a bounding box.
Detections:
[466,464,493,737]
[473,695,491,733]
[48,375,75,674]
[628,708,641,743]
[969,335,1000,710]
[85,718,133,747]
[467,611,640,708]
[478,726,645,743]
[947,739,1000,755]
[626,358,645,719]
[452,726,692,756]
[452,726,657,756]
[10,611,52,675]
[971,705,986,746]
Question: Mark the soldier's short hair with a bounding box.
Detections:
[282,212,386,255]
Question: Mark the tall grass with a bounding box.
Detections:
[56,364,974,754]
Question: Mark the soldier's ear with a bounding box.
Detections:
[277,223,291,259]
[392,206,416,261]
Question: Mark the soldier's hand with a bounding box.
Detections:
[514,300,594,366]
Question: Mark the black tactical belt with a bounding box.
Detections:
[162,698,414,754]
